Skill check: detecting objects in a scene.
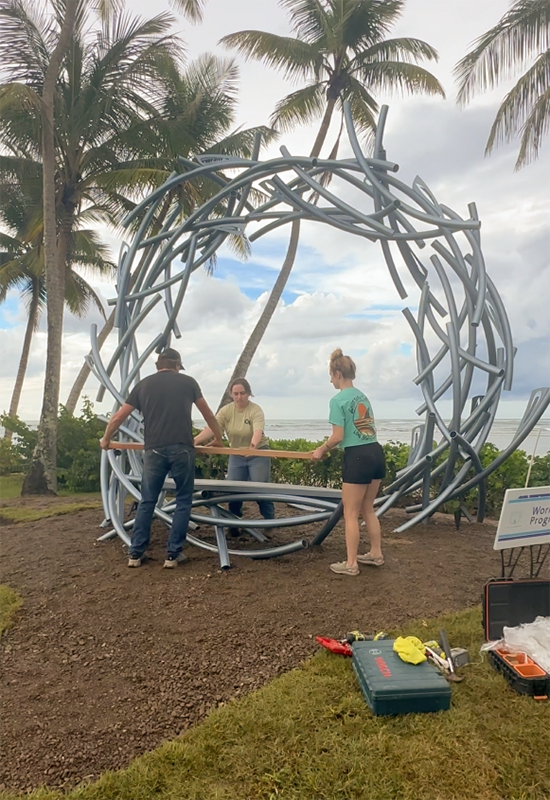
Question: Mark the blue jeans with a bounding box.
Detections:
[130,444,195,559]
[226,452,275,519]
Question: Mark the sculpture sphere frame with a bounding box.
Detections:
[91,102,550,562]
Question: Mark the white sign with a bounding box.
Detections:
[494,486,550,550]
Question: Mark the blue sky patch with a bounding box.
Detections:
[0,295,20,328]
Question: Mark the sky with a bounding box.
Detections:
[1,0,549,424]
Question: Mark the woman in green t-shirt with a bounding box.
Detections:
[194,378,275,527]
[312,349,386,576]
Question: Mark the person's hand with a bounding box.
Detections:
[311,445,326,461]
[249,442,257,449]
[99,436,110,451]
[213,437,223,448]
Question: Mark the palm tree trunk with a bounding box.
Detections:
[22,0,78,496]
[3,279,40,441]
[64,308,115,414]
[64,196,174,414]
[310,97,337,160]
[217,218,301,411]
[217,97,337,409]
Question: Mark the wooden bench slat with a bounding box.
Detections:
[107,442,316,460]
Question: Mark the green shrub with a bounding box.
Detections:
[479,444,528,517]
[0,415,37,475]
[529,451,550,487]
[0,438,25,476]
[194,451,227,480]
[2,410,548,512]
[56,399,104,491]
[380,440,411,486]
[0,400,103,491]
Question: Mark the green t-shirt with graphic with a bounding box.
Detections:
[328,387,377,449]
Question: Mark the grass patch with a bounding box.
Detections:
[1,607,548,800]
[0,474,25,499]
[0,585,23,636]
[0,473,102,521]
[0,500,102,523]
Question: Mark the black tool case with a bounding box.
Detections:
[482,578,550,699]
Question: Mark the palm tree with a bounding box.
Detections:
[454,0,550,169]
[37,0,79,494]
[218,0,445,407]
[0,0,188,493]
[63,53,274,413]
[0,176,115,440]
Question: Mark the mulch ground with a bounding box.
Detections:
[0,499,542,794]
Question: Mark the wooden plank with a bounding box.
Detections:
[106,442,316,460]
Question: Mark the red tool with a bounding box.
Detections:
[315,636,353,656]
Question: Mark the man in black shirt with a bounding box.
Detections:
[100,348,222,568]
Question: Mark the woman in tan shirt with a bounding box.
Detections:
[194,378,275,523]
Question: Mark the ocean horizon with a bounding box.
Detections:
[190,417,549,455]
[8,418,550,456]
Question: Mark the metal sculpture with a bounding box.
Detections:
[91,102,549,565]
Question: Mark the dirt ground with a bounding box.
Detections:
[0,497,542,794]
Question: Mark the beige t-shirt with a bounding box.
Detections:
[216,401,268,449]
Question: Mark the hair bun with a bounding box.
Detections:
[329,348,356,379]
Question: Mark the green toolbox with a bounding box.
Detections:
[352,639,451,716]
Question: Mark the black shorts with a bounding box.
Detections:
[342,442,386,485]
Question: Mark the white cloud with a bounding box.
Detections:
[2,0,548,426]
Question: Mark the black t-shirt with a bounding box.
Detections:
[126,371,202,449]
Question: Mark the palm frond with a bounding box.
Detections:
[270,82,326,132]
[202,125,277,159]
[0,258,32,296]
[485,50,550,164]
[352,37,440,67]
[225,232,251,261]
[75,10,182,135]
[0,153,41,181]
[343,76,378,144]
[0,81,42,115]
[0,232,23,251]
[340,0,405,51]
[357,60,446,98]
[63,271,103,317]
[485,49,550,145]
[280,0,332,44]
[152,55,241,154]
[21,275,46,325]
[219,30,320,82]
[455,0,550,105]
[167,0,206,24]
[80,193,137,229]
[90,166,173,194]
[204,252,217,276]
[515,81,550,166]
[0,0,52,87]
[89,0,124,26]
[71,229,116,276]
